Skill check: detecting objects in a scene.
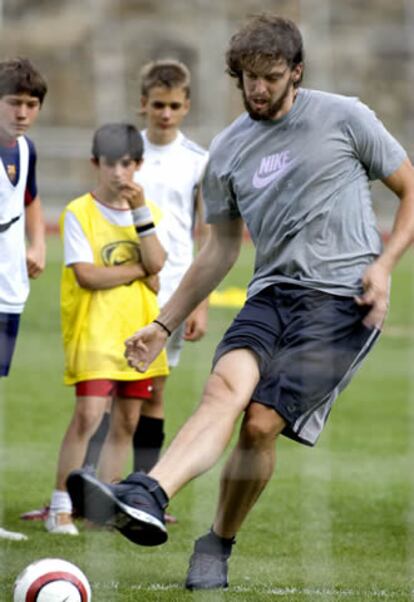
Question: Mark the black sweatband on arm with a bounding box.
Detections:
[153,319,172,337]
[132,205,156,237]
[135,222,155,235]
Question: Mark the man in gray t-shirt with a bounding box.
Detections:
[205,88,406,298]
[67,14,414,591]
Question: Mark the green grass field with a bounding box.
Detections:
[1,236,414,601]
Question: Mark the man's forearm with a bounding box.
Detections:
[377,193,414,272]
[379,159,414,272]
[158,219,243,332]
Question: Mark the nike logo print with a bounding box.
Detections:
[0,214,21,233]
[252,150,294,189]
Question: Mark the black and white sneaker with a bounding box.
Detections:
[66,469,168,546]
[185,531,234,590]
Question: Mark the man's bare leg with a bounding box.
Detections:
[149,349,260,497]
[66,349,261,545]
[213,402,286,538]
[185,403,286,590]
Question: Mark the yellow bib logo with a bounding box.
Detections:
[101,240,141,266]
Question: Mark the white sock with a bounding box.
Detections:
[50,490,72,514]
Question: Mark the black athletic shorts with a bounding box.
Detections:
[0,312,21,377]
[213,283,380,446]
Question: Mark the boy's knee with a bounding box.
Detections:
[73,410,103,436]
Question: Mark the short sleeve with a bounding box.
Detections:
[202,137,241,223]
[346,100,407,180]
[23,137,38,205]
[63,210,94,265]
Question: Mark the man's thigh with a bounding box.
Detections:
[212,286,283,372]
[252,287,380,446]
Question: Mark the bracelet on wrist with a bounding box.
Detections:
[135,222,156,237]
[153,319,172,337]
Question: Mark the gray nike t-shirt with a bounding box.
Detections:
[202,88,407,297]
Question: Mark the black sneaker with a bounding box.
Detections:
[185,532,234,590]
[66,469,168,546]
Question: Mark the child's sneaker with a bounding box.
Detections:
[0,527,28,541]
[20,505,50,521]
[45,511,79,536]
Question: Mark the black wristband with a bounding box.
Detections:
[135,222,155,234]
[153,319,172,337]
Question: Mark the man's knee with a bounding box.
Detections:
[201,372,244,416]
[202,352,260,412]
[240,404,286,448]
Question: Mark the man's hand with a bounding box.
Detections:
[184,304,208,342]
[26,244,46,279]
[125,322,168,372]
[355,261,390,329]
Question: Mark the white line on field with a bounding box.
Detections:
[94,581,413,597]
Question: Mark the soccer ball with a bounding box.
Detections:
[13,558,91,601]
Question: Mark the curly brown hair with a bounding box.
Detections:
[226,14,304,88]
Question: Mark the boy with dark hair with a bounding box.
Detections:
[0,57,47,541]
[44,122,168,535]
[0,56,47,102]
[83,60,209,512]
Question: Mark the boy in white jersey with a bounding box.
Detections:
[82,61,209,506]
[68,14,414,589]
[44,123,168,535]
[0,57,47,541]
[131,59,209,480]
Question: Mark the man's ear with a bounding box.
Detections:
[292,63,303,84]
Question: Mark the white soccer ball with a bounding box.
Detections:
[13,558,92,601]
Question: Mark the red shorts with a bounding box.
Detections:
[75,378,153,400]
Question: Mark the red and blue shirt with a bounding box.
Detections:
[0,135,37,205]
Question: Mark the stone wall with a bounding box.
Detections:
[1,0,412,222]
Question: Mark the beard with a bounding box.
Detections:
[242,78,294,121]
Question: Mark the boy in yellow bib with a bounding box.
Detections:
[45,123,168,535]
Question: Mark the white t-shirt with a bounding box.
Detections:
[64,199,135,265]
[134,130,208,306]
